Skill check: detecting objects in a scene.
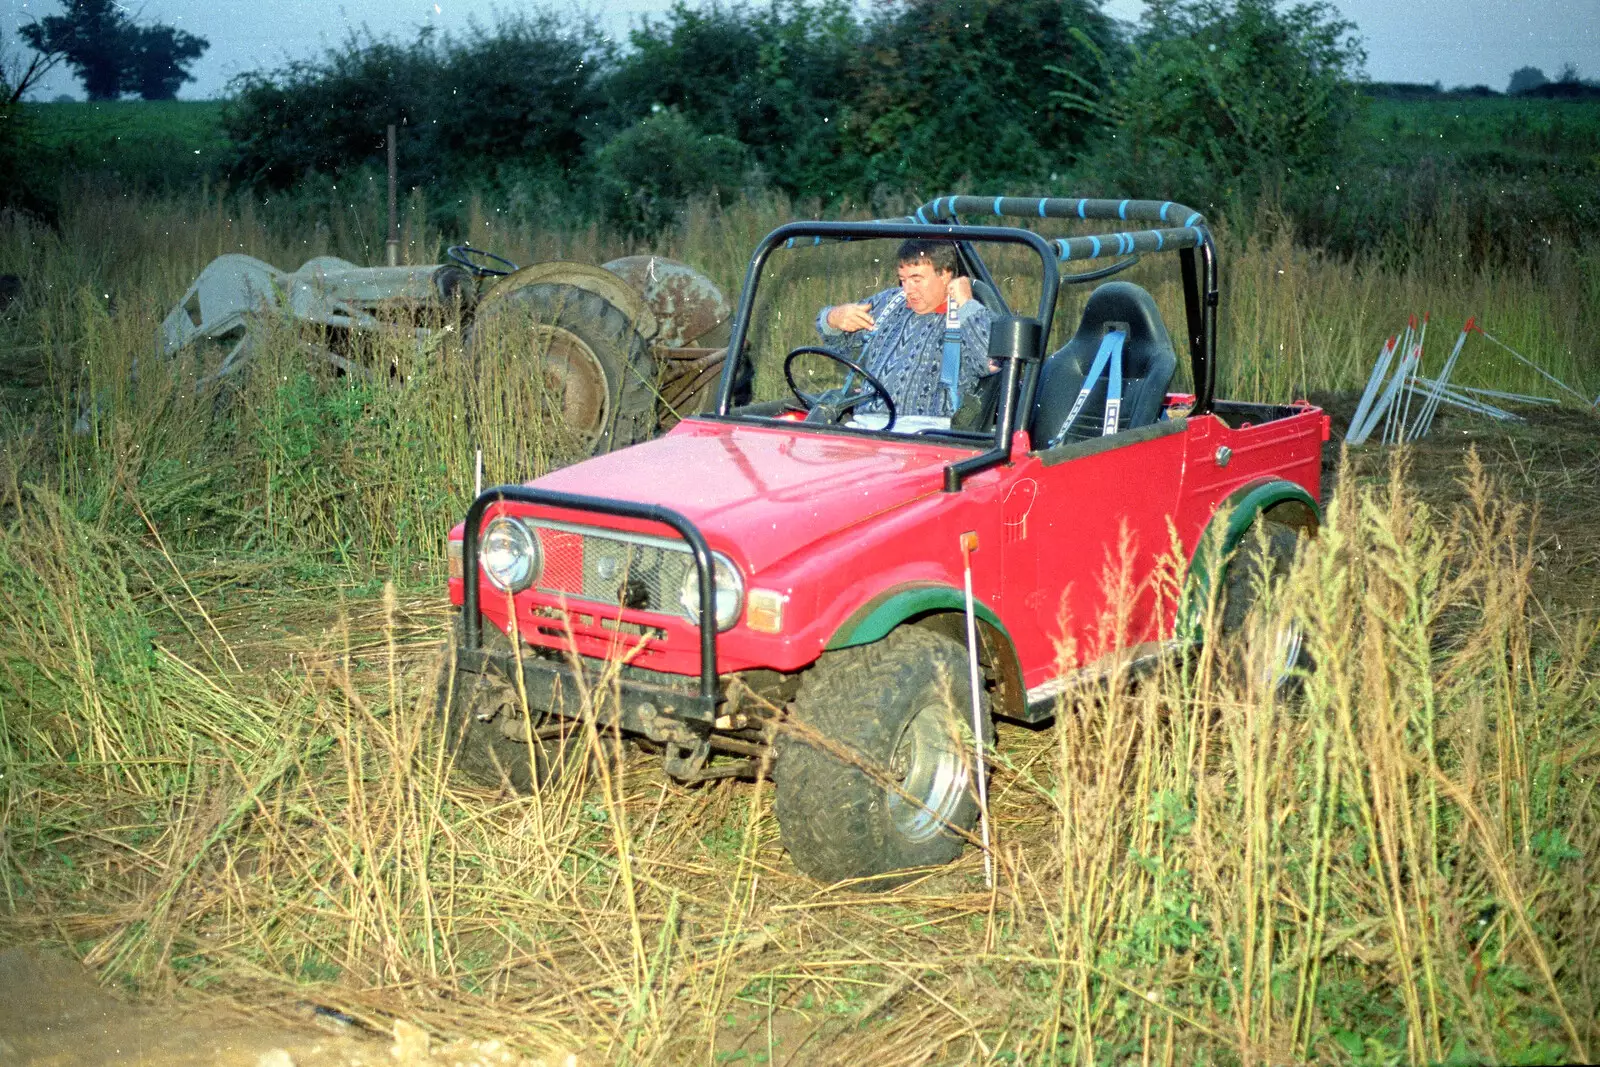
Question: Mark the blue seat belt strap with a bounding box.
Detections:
[940,300,962,414]
[1102,334,1123,437]
[1061,330,1127,436]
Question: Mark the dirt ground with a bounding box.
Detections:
[1309,388,1600,622]
[0,946,575,1067]
[0,944,378,1066]
[3,392,1596,1066]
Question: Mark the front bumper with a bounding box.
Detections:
[459,486,726,778]
[457,644,715,749]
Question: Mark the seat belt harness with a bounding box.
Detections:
[1060,329,1127,437]
[1103,333,1123,437]
[940,300,963,414]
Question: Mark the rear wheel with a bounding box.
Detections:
[466,282,657,456]
[774,627,992,889]
[1219,523,1311,696]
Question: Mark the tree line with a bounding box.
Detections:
[14,0,209,101]
[217,0,1365,235]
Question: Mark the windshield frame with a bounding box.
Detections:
[709,221,1060,453]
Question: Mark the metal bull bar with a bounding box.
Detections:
[461,486,721,711]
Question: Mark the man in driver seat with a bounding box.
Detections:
[816,239,994,419]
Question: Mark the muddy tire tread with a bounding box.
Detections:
[773,626,989,888]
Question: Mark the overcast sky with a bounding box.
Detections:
[5,0,1599,101]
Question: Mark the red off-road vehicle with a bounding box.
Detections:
[441,196,1327,886]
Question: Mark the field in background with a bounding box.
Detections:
[1357,95,1600,164]
[0,171,1597,1063]
[18,99,228,190]
[3,182,1594,564]
[1283,95,1600,263]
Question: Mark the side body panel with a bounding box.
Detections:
[1174,411,1324,555]
[1006,421,1190,688]
[448,408,1325,692]
[1000,406,1324,691]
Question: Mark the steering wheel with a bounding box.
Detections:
[783,346,897,432]
[446,245,518,278]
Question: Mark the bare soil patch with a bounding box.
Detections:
[1312,388,1600,621]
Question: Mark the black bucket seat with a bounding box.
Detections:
[1029,282,1179,449]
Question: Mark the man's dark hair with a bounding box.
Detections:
[897,239,961,276]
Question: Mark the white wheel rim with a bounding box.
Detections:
[887,702,971,843]
[1258,620,1305,693]
[531,325,611,449]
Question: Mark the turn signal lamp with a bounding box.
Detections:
[745,588,787,633]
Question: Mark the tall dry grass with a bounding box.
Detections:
[1,186,1597,1062]
[2,433,1595,1063]
[6,186,1593,577]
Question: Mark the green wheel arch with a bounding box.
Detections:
[827,583,1012,650]
[825,582,1024,719]
[1181,478,1320,638]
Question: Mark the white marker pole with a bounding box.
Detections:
[474,448,483,498]
[1475,325,1594,407]
[1385,315,1421,446]
[1395,312,1428,443]
[960,531,993,889]
[1351,341,1418,445]
[1348,333,1397,440]
[1412,317,1474,440]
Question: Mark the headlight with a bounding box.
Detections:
[679,552,744,631]
[480,516,540,593]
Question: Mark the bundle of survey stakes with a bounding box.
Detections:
[1346,315,1596,445]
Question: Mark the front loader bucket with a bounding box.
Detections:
[159,254,287,356]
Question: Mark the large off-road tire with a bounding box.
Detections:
[1218,522,1311,696]
[774,626,993,889]
[437,661,583,793]
[434,622,621,793]
[466,281,657,456]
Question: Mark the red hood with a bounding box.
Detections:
[527,420,970,575]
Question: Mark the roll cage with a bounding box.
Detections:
[709,196,1219,478]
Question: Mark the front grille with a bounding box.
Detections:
[529,519,693,619]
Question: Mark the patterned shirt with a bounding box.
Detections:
[815,287,994,417]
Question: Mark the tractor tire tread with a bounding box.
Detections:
[469,282,657,455]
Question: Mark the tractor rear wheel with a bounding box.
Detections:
[774,626,992,889]
[466,281,656,456]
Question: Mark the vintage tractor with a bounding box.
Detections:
[159,246,731,454]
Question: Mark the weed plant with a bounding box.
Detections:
[0,187,1597,1063]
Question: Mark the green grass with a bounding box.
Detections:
[1358,96,1600,167]
[1286,95,1600,260]
[20,100,229,189]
